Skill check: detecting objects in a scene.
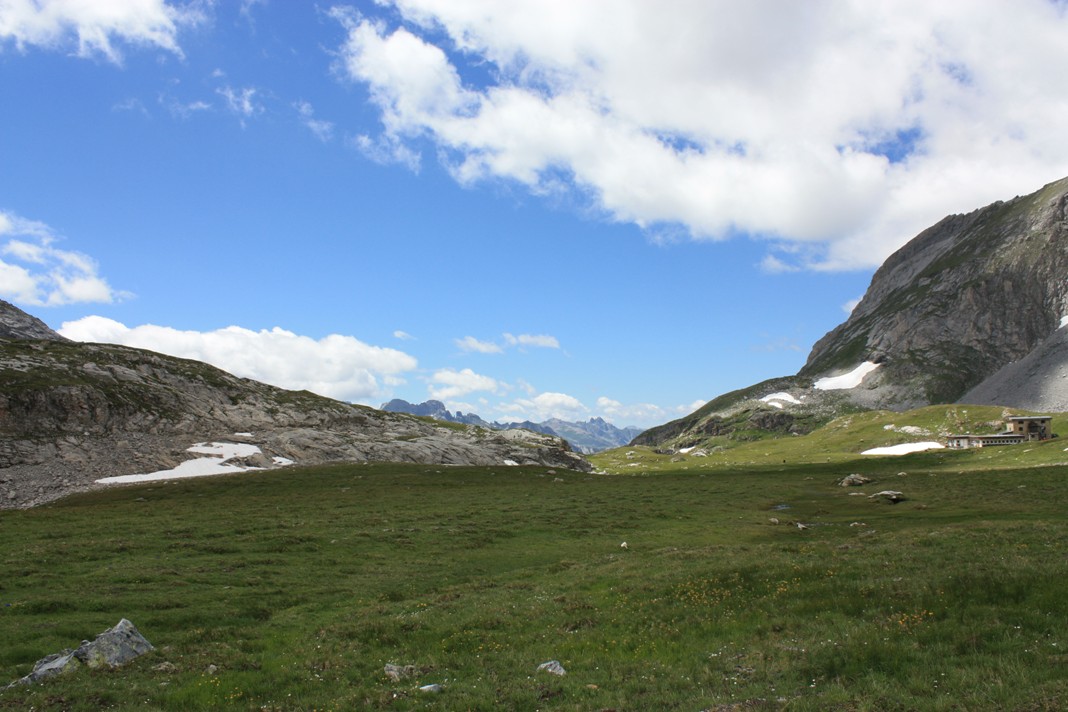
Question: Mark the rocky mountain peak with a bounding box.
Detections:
[0,300,68,341]
[801,176,1068,407]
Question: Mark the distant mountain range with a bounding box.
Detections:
[637,176,1068,450]
[380,399,644,453]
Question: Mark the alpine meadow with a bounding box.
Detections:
[5,2,1068,711]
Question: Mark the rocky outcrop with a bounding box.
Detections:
[0,299,68,341]
[0,306,590,509]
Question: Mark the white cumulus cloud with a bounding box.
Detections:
[334,0,1068,271]
[58,316,418,403]
[496,391,588,422]
[0,0,204,63]
[595,396,667,426]
[0,210,127,306]
[428,367,499,399]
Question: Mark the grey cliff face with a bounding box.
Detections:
[802,177,1068,406]
[0,299,68,341]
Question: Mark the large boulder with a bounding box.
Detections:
[8,619,154,688]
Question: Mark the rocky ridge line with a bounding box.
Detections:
[0,307,590,509]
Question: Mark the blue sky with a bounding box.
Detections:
[3,1,1068,428]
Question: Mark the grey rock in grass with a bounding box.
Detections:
[7,619,153,688]
[8,650,82,687]
[839,473,872,487]
[384,663,417,682]
[869,490,907,503]
[73,618,154,669]
[419,683,443,693]
[537,660,566,676]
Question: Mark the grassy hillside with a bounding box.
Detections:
[2,452,1067,709]
[597,405,1068,474]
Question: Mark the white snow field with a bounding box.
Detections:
[96,442,280,485]
[814,361,881,390]
[760,392,802,409]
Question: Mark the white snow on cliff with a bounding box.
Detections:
[760,392,802,409]
[814,361,881,390]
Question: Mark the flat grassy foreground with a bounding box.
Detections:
[1,457,1067,710]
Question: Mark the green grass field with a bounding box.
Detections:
[2,439,1068,710]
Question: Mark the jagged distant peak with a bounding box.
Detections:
[380,399,644,453]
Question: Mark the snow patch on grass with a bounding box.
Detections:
[862,442,945,456]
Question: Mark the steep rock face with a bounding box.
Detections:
[0,300,67,341]
[802,176,1068,406]
[1,308,590,509]
[960,323,1068,412]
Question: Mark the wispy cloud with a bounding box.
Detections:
[457,332,561,354]
[349,133,421,172]
[112,97,149,116]
[159,93,212,119]
[504,333,559,349]
[295,100,334,142]
[59,316,418,403]
[0,210,128,306]
[455,335,503,354]
[217,85,263,125]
